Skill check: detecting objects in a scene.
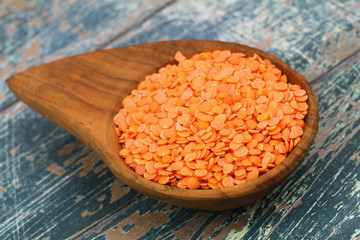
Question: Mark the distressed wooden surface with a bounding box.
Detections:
[0,0,360,239]
[0,0,174,110]
[79,53,360,240]
[113,0,360,81]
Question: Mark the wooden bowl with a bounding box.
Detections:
[7,40,319,210]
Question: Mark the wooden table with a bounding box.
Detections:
[1,1,359,239]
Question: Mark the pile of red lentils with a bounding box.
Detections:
[114,50,308,189]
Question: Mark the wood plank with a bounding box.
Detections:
[71,0,360,238]
[1,0,359,239]
[72,50,360,240]
[109,0,360,83]
[0,102,142,239]
[0,0,174,110]
[0,1,175,238]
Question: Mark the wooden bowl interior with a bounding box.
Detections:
[6,40,318,210]
[103,41,318,210]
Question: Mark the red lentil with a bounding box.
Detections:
[114,50,308,189]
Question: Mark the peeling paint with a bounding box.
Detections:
[94,163,106,174]
[36,155,46,163]
[46,164,66,176]
[0,187,6,195]
[64,157,76,167]
[329,228,339,237]
[351,229,360,239]
[25,156,35,161]
[351,151,360,166]
[81,205,103,217]
[101,209,171,240]
[254,36,273,50]
[23,40,42,61]
[202,214,250,239]
[59,20,71,32]
[40,144,47,152]
[75,195,84,203]
[21,210,30,216]
[10,145,20,156]
[11,0,29,11]
[97,170,107,178]
[32,135,40,141]
[79,147,92,156]
[58,139,84,156]
[171,212,210,239]
[225,204,257,239]
[97,195,106,202]
[110,179,130,204]
[76,152,98,178]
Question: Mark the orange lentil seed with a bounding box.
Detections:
[114,50,308,189]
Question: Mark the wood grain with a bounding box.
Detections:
[76,51,360,240]
[0,0,173,110]
[6,40,318,210]
[2,0,359,110]
[0,0,359,239]
[0,103,140,239]
[111,0,360,83]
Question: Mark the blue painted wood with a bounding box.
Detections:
[1,0,360,239]
[0,0,173,110]
[111,0,360,83]
[0,103,141,239]
[0,0,174,239]
[72,53,360,240]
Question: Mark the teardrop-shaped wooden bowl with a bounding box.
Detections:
[6,40,318,210]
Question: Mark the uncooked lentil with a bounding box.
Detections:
[114,50,308,189]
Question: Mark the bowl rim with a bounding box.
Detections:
[109,40,319,201]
